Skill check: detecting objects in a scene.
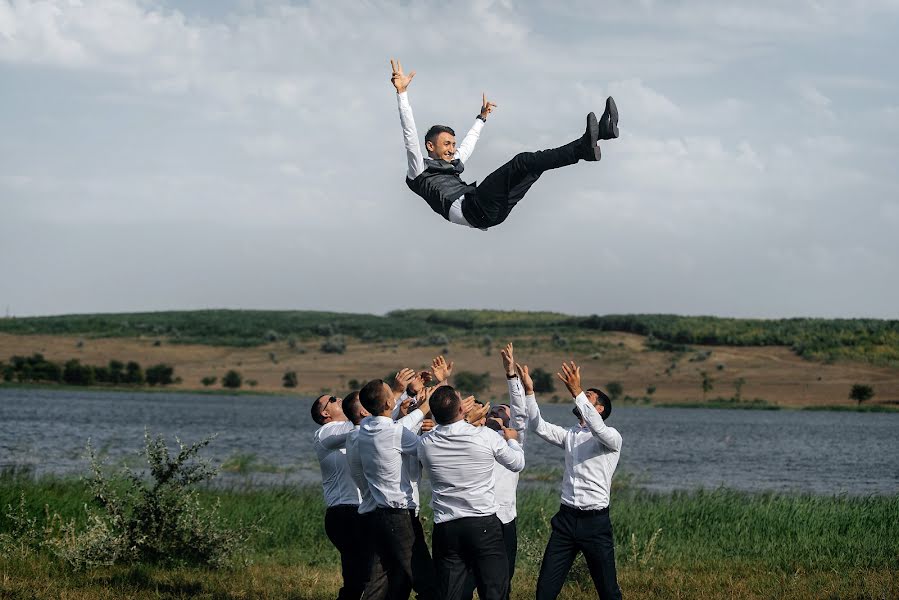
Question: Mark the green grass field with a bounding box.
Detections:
[1,473,896,599]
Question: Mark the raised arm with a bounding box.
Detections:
[455,92,496,164]
[501,343,528,434]
[516,363,567,448]
[489,427,525,473]
[391,58,424,180]
[558,361,622,452]
[314,421,355,451]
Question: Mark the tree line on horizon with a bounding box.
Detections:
[0,309,897,366]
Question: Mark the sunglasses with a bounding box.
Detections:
[327,396,339,404]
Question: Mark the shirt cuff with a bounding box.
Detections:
[471,118,485,132]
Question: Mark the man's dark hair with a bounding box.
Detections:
[425,125,455,147]
[430,385,461,425]
[342,391,364,425]
[588,387,612,420]
[360,379,391,415]
[310,395,327,426]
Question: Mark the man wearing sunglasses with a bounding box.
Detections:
[311,393,366,600]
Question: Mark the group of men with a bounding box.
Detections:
[311,344,623,600]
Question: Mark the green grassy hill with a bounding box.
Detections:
[1,309,898,366]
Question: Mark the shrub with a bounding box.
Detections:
[849,384,874,406]
[531,368,555,394]
[454,371,490,396]
[146,364,175,386]
[320,335,347,354]
[201,376,217,387]
[222,370,242,389]
[282,371,298,388]
[606,381,623,400]
[55,432,258,568]
[124,361,144,385]
[63,359,95,386]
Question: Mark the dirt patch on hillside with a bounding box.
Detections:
[1,332,897,408]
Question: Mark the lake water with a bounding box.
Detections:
[1,388,897,495]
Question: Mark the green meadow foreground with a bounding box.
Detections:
[1,475,896,600]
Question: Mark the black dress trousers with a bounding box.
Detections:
[433,514,509,600]
[369,507,437,600]
[324,505,373,600]
[535,505,622,600]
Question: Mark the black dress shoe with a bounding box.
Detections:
[598,96,619,140]
[583,111,601,161]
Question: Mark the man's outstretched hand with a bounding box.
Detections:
[390,58,415,94]
[480,92,497,120]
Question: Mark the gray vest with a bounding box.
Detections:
[406,158,476,220]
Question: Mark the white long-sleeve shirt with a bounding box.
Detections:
[493,376,529,523]
[358,409,426,510]
[526,391,622,511]
[418,419,524,524]
[345,424,378,515]
[397,91,484,228]
[312,421,362,507]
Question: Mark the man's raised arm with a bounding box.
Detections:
[391,58,424,180]
[455,92,497,164]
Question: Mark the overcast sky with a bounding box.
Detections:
[1,0,897,319]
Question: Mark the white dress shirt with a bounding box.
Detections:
[312,421,362,507]
[493,376,529,523]
[358,408,426,510]
[418,420,525,524]
[526,392,622,511]
[397,91,485,229]
[345,423,378,514]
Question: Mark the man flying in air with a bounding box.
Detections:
[390,58,619,230]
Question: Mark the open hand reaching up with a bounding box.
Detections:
[500,342,515,377]
[557,361,584,398]
[516,363,534,396]
[390,58,416,94]
[431,355,454,383]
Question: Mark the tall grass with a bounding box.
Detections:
[3,474,897,573]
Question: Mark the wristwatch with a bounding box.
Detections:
[506,373,518,379]
[476,114,487,122]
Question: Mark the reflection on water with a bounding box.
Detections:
[1,388,897,494]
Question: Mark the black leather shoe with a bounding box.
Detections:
[583,111,601,161]
[598,96,619,140]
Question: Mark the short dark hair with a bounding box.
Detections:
[342,391,364,425]
[310,395,327,425]
[430,385,461,425]
[360,379,391,415]
[425,125,455,146]
[587,388,612,420]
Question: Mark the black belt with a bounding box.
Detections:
[327,504,359,511]
[559,503,609,516]
[374,506,415,515]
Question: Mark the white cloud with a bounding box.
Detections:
[1,0,898,318]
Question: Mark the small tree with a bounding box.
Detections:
[700,371,714,400]
[320,335,347,354]
[201,376,217,387]
[734,377,746,402]
[646,385,656,397]
[282,371,298,388]
[146,364,175,386]
[124,361,144,385]
[531,368,555,394]
[453,371,490,396]
[222,370,242,389]
[849,384,874,406]
[606,381,624,401]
